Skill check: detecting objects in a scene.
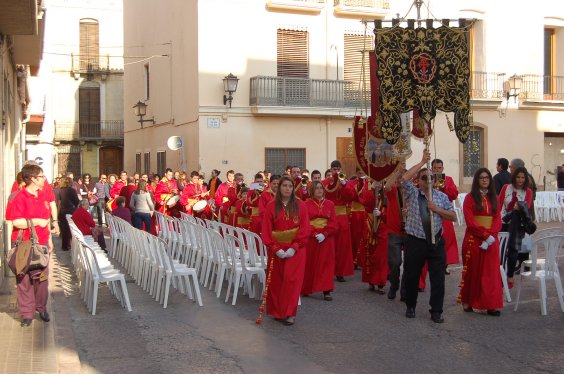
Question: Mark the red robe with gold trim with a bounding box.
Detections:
[323,176,354,277]
[302,198,337,295]
[154,178,179,216]
[246,189,262,234]
[348,178,369,265]
[261,200,310,318]
[459,194,503,310]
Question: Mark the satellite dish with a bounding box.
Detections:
[167,136,183,151]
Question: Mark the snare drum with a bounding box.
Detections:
[166,195,180,207]
[193,200,208,213]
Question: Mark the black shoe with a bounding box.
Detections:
[405,307,416,318]
[336,276,346,282]
[486,310,501,317]
[463,306,474,313]
[323,292,333,301]
[21,319,32,327]
[430,312,444,323]
[387,289,397,300]
[418,288,425,292]
[400,295,406,303]
[38,311,50,322]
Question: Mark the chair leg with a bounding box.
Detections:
[554,275,564,312]
[92,281,99,316]
[231,272,241,306]
[184,275,194,300]
[190,273,203,306]
[216,266,226,298]
[540,278,547,315]
[163,275,171,308]
[514,276,522,312]
[225,271,234,303]
[119,278,133,312]
[500,266,512,302]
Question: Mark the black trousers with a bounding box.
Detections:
[387,232,406,292]
[404,235,446,313]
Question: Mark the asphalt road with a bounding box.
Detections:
[52,224,564,374]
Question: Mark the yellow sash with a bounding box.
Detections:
[187,198,198,207]
[251,207,259,216]
[272,227,298,243]
[350,201,365,212]
[475,216,493,229]
[230,206,236,214]
[237,217,250,225]
[335,205,348,216]
[310,218,328,229]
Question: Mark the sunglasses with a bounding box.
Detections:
[419,175,434,181]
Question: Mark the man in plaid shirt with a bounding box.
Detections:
[401,150,457,323]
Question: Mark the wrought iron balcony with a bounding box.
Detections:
[470,71,505,100]
[250,76,366,108]
[54,120,124,141]
[333,0,390,18]
[266,0,325,13]
[520,75,564,101]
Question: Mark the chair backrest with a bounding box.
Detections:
[457,193,468,208]
[532,234,564,278]
[532,227,564,241]
[498,232,510,268]
[223,233,242,268]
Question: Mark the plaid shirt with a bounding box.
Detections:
[401,180,454,240]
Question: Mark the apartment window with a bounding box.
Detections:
[544,28,554,96]
[277,29,309,105]
[265,148,306,175]
[135,153,141,174]
[79,19,99,70]
[462,128,483,178]
[344,33,374,105]
[157,151,166,176]
[143,152,151,175]
[78,84,101,137]
[144,63,150,100]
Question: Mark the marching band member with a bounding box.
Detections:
[348,167,369,267]
[323,160,354,282]
[227,173,245,226]
[302,181,337,301]
[215,170,235,221]
[359,180,389,294]
[154,168,180,217]
[247,173,266,234]
[108,171,127,211]
[261,175,310,326]
[234,186,251,229]
[310,170,322,183]
[180,171,210,217]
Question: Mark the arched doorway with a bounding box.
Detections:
[99,146,123,175]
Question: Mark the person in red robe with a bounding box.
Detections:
[154,168,180,217]
[258,175,280,230]
[348,168,369,267]
[261,176,310,326]
[302,181,337,300]
[119,177,137,210]
[180,171,210,217]
[458,168,503,316]
[359,181,389,294]
[234,187,251,229]
[226,173,244,226]
[247,173,266,234]
[108,171,127,212]
[322,160,354,282]
[215,170,235,221]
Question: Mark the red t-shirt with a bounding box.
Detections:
[6,188,51,244]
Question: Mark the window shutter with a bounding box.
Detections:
[344,34,373,88]
[277,29,309,78]
[80,20,99,70]
[79,86,101,137]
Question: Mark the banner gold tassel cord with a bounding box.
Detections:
[256,255,274,325]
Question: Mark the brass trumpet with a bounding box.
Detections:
[338,172,347,181]
[301,176,309,187]
[433,173,445,189]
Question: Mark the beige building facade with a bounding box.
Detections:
[124,0,564,191]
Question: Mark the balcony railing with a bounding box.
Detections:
[54,120,124,141]
[521,75,564,101]
[250,76,367,108]
[470,71,505,100]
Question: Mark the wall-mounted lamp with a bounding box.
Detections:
[73,71,80,80]
[222,73,239,108]
[506,74,522,102]
[133,101,155,128]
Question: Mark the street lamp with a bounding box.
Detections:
[132,101,155,128]
[506,74,523,102]
[222,73,239,108]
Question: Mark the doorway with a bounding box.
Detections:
[336,137,356,177]
[99,146,123,176]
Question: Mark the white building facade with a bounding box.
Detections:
[123,0,564,191]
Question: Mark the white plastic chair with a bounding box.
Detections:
[514,235,564,315]
[497,232,511,302]
[457,193,467,225]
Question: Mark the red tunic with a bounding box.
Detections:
[119,184,137,210]
[154,178,179,216]
[348,178,369,265]
[459,194,503,310]
[234,199,251,229]
[302,198,337,295]
[261,200,310,319]
[246,190,262,234]
[323,177,354,277]
[294,179,310,201]
[358,186,389,286]
[179,182,203,215]
[258,190,275,232]
[110,180,125,198]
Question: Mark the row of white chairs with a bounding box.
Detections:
[67,216,132,315]
[534,191,564,223]
[154,212,267,306]
[105,213,203,308]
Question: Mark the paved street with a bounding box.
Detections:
[44,223,564,374]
